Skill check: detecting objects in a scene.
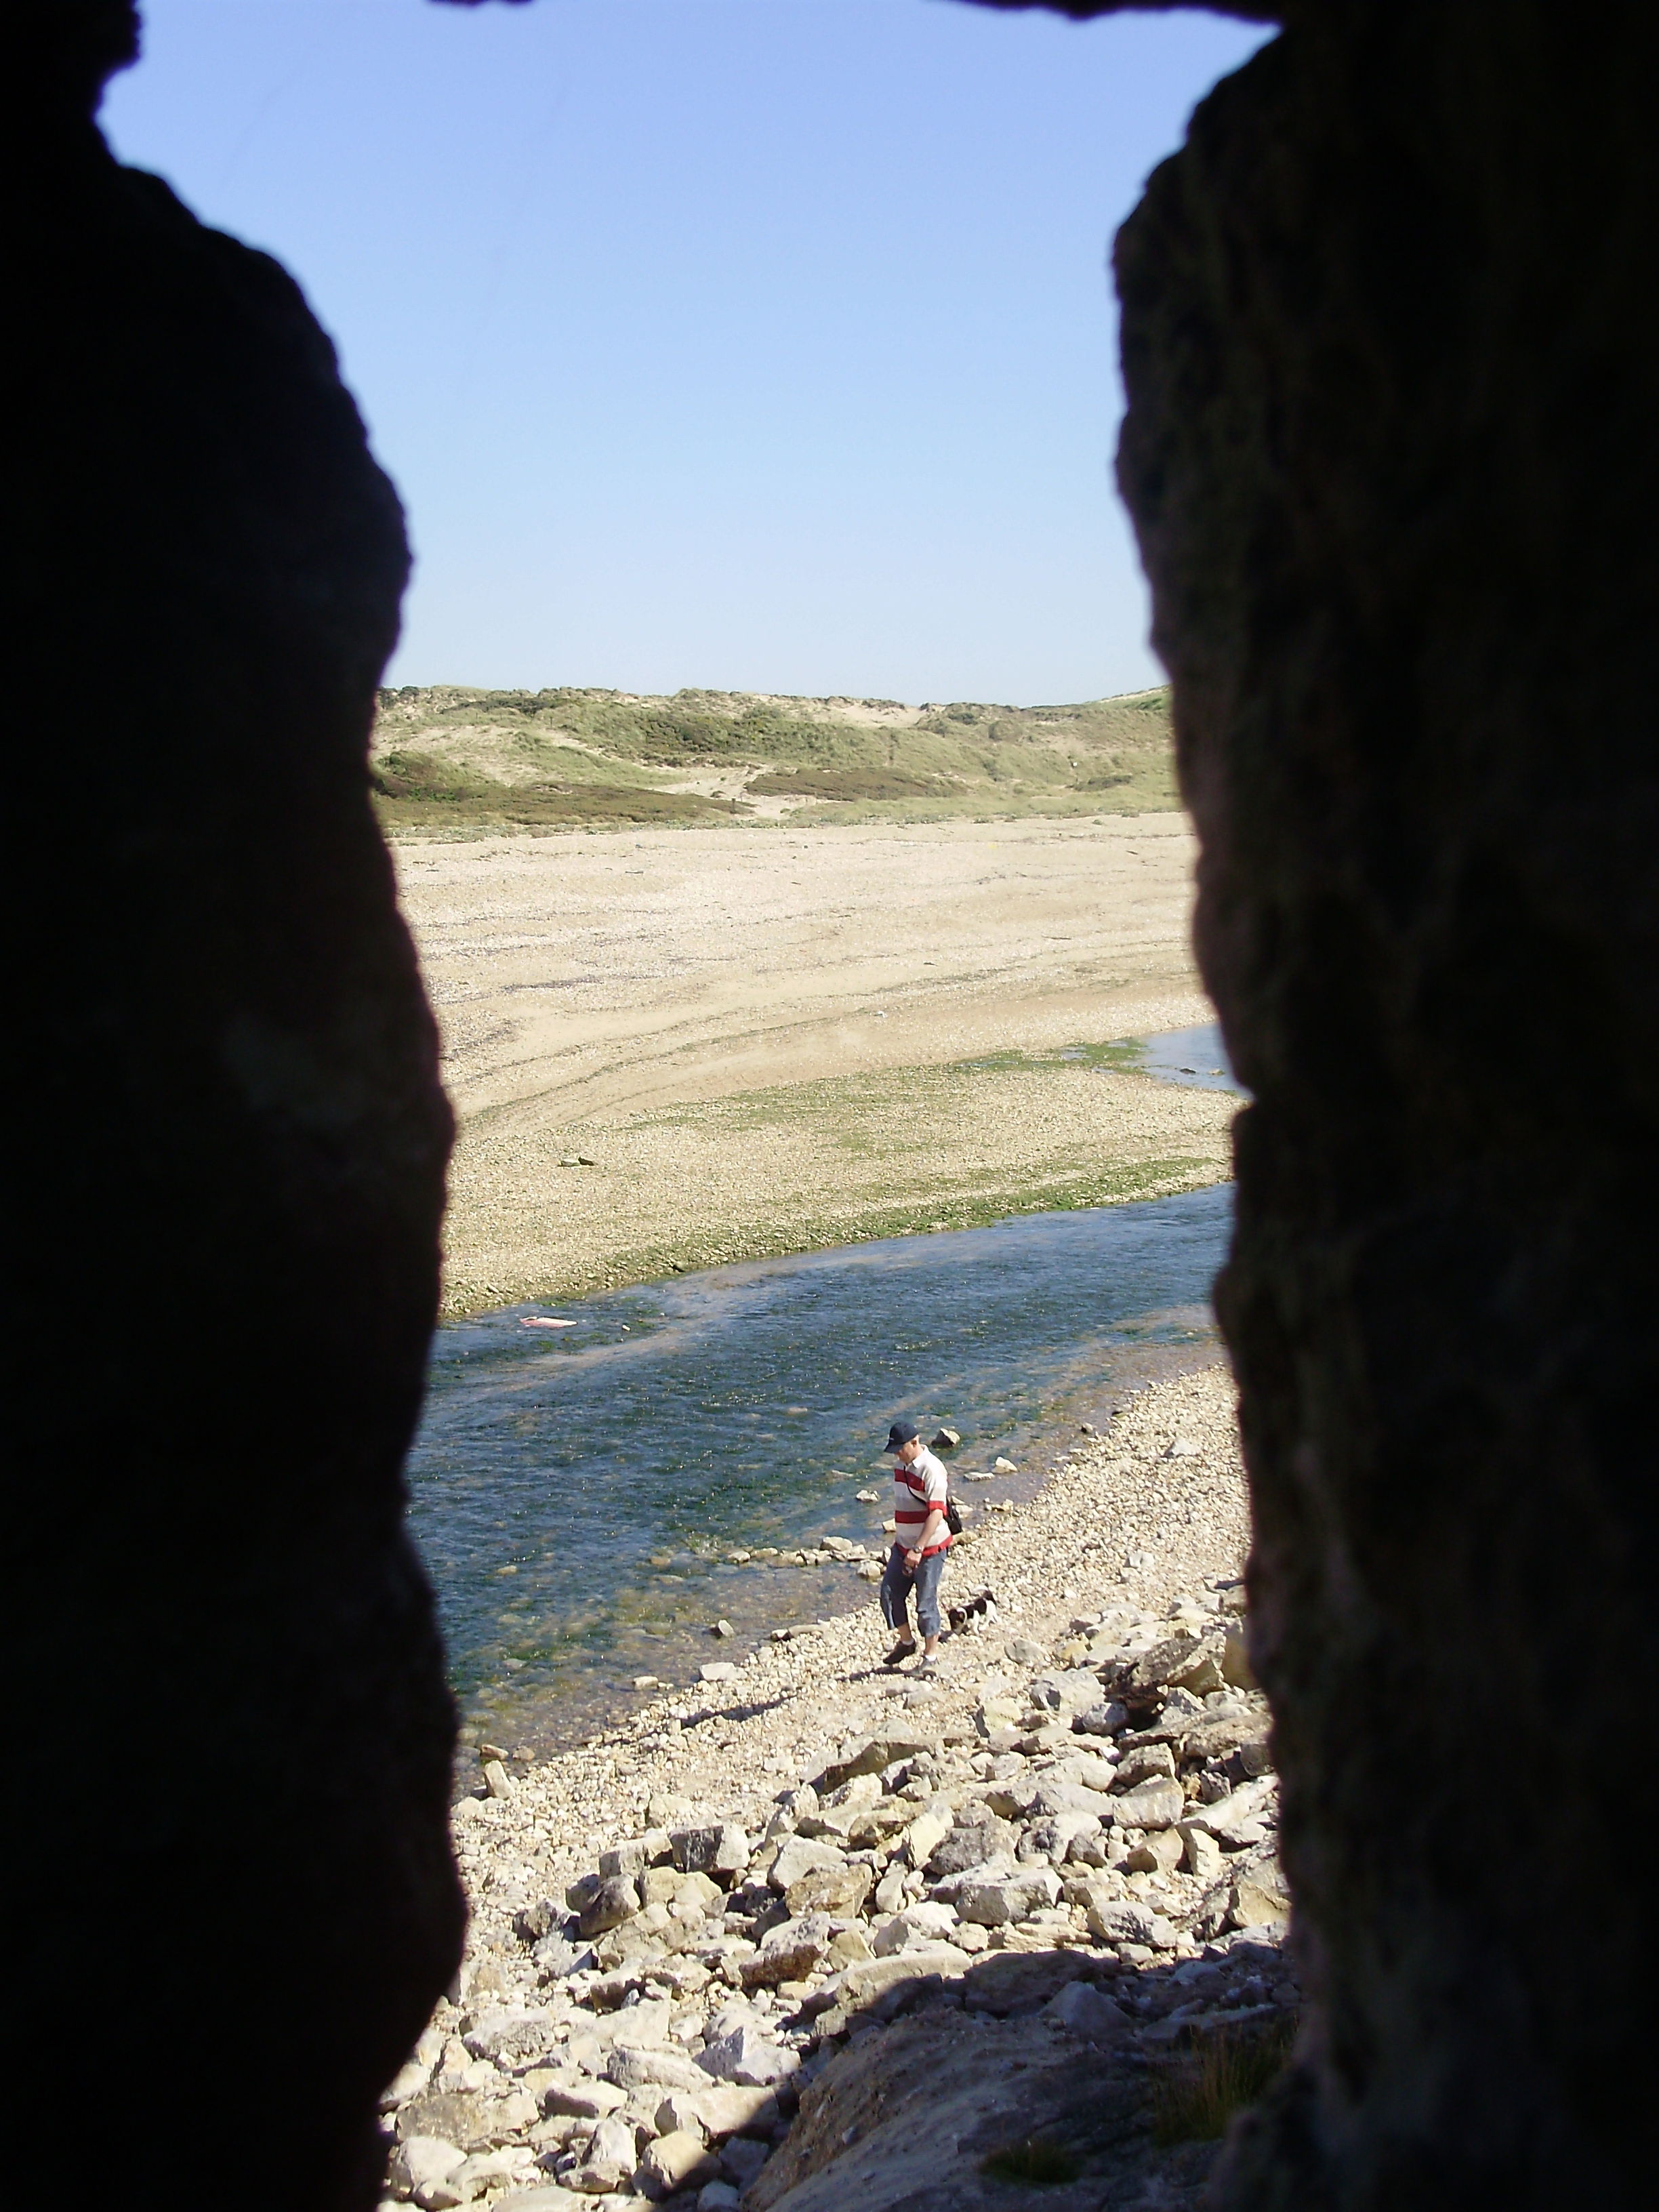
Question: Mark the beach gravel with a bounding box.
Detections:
[377,1368,1292,2212]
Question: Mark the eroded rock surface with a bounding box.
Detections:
[1113,3,1659,2203]
[15,7,462,2203]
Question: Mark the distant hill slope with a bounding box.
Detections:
[369,684,1179,834]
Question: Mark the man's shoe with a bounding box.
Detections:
[883,1639,918,1668]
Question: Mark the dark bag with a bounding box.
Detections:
[945,1490,964,1538]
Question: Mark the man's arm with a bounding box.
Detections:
[907,1507,946,1561]
[907,1458,949,1559]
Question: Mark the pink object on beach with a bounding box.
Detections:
[520,1316,576,1330]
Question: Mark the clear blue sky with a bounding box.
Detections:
[102,2,1267,703]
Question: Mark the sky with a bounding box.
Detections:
[102,1,1268,704]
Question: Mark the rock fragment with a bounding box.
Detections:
[1109,1778,1185,1830]
[638,2129,720,2200]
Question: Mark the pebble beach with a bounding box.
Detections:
[379,1365,1293,2212]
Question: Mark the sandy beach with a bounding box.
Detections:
[391,815,1231,1315]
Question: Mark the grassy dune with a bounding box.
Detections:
[371,683,1179,836]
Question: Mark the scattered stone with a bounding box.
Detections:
[710,1620,734,1639]
[697,2023,800,2087]
[1231,1861,1291,1931]
[719,2134,771,2192]
[599,1835,668,1880]
[769,1835,846,1893]
[388,2135,466,2209]
[609,2045,712,2093]
[678,2085,779,2140]
[570,2114,639,2192]
[699,1662,739,1683]
[464,2009,560,2066]
[1074,1700,1129,1737]
[672,1824,752,1879]
[639,2129,720,2200]
[1124,1829,1184,1875]
[785,1860,873,1919]
[1222,1628,1257,1689]
[871,1902,959,1955]
[1115,1742,1177,1788]
[1108,1778,1186,1830]
[1185,1777,1275,1846]
[397,2089,540,2150]
[382,2023,446,2111]
[741,1915,834,1988]
[1126,1629,1229,1698]
[1029,1667,1103,1715]
[957,1949,1094,2015]
[814,1725,937,1794]
[956,1867,1062,1926]
[541,2079,630,2121]
[1045,1980,1132,2041]
[574,1876,640,1937]
[1180,1822,1225,1883]
[925,1811,1016,1878]
[1082,1895,1180,1950]
[899,1807,952,1869]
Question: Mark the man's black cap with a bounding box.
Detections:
[886,1419,920,1451]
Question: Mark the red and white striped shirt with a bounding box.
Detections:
[894,1446,951,1556]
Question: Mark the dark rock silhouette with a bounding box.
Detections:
[14,4,462,2206]
[1111,3,1659,2205]
[15,0,1658,2205]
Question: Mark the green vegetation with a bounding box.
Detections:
[371,750,740,830]
[954,1040,1149,1076]
[743,766,951,801]
[369,682,1178,836]
[979,2137,1083,2186]
[1149,2021,1296,2147]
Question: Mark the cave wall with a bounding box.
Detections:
[11,6,464,2206]
[1110,1,1659,2201]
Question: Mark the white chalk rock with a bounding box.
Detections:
[697,2022,800,2087]
[388,2137,464,2207]
[638,2129,720,2200]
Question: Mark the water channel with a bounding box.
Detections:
[405,1023,1241,1754]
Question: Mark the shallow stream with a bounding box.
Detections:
[406,1024,1240,1755]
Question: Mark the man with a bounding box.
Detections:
[880,1418,951,1668]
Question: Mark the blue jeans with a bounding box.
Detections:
[881,1543,946,1641]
